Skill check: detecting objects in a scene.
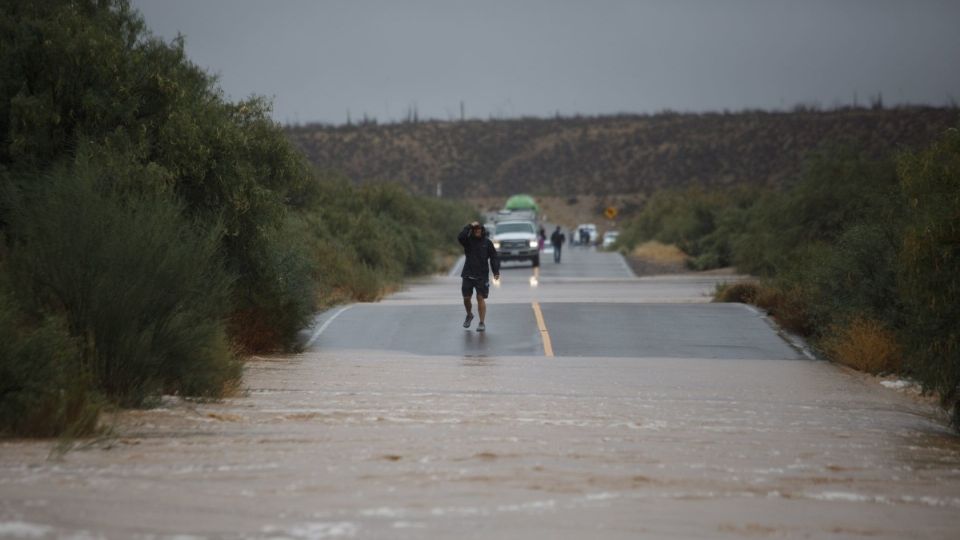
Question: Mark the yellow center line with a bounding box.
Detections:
[531,301,555,357]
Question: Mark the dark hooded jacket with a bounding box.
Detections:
[550,228,565,247]
[458,225,500,280]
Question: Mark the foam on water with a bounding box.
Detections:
[0,521,52,538]
[261,522,357,539]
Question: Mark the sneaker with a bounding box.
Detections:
[463,313,474,328]
[477,322,486,332]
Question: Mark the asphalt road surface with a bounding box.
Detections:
[1,247,959,539]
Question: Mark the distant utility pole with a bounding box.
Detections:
[436,181,442,198]
[460,101,465,121]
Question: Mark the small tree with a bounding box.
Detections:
[898,127,960,424]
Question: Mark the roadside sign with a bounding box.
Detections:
[604,206,618,220]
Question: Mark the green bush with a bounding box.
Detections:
[799,223,903,333]
[618,186,759,269]
[898,127,960,418]
[231,214,318,353]
[751,147,903,340]
[703,129,960,428]
[309,177,475,282]
[0,0,478,436]
[7,174,239,407]
[735,145,901,279]
[0,280,100,437]
[0,0,317,354]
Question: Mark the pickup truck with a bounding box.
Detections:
[492,220,539,267]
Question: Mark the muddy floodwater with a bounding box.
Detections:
[1,249,959,539]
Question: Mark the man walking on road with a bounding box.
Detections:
[550,226,565,263]
[458,221,500,332]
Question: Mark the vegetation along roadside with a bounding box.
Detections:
[0,0,475,437]
[615,128,960,426]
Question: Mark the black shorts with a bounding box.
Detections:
[461,277,490,299]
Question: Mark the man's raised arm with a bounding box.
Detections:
[458,223,472,247]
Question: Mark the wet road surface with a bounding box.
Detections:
[1,247,959,539]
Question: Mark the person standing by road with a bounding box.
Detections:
[538,226,547,253]
[550,226,565,263]
[458,221,500,332]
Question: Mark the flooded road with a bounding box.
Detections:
[1,248,959,539]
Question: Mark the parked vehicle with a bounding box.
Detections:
[492,220,539,267]
[496,208,536,222]
[574,223,598,245]
[483,222,497,238]
[602,230,620,249]
[500,194,539,223]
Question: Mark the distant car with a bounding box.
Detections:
[497,208,537,223]
[492,220,539,267]
[602,230,620,249]
[574,223,598,245]
[483,223,496,238]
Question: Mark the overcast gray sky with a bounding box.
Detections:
[131,0,960,125]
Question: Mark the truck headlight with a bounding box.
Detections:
[493,241,501,249]
[529,239,538,248]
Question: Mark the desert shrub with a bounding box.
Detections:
[295,177,475,309]
[796,224,903,333]
[0,0,316,354]
[778,145,899,245]
[718,132,960,418]
[714,281,761,304]
[897,127,960,413]
[230,214,318,353]
[629,241,688,266]
[0,0,480,437]
[822,317,902,374]
[733,145,901,278]
[618,186,759,269]
[714,280,812,335]
[723,145,904,339]
[349,182,472,276]
[7,174,239,407]
[0,280,100,437]
[751,283,813,336]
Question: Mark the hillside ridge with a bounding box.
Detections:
[286,107,958,198]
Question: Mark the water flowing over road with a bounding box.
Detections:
[2,247,958,539]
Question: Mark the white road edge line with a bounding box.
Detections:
[615,252,636,278]
[305,305,352,349]
[738,302,818,361]
[448,255,465,277]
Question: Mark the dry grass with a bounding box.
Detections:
[623,241,690,276]
[754,285,812,336]
[714,281,812,336]
[630,241,688,265]
[714,281,761,304]
[823,317,902,374]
